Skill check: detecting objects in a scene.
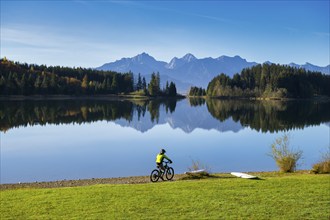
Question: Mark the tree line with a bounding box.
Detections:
[206,63,330,99]
[0,58,177,97]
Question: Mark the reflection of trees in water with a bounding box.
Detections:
[147,101,160,123]
[0,99,178,132]
[1,99,329,133]
[206,99,330,133]
[188,98,205,107]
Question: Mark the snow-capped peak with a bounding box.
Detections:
[132,52,155,63]
[181,53,197,62]
[167,57,180,69]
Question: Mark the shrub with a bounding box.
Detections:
[183,160,212,179]
[188,159,211,173]
[311,150,330,174]
[269,133,303,172]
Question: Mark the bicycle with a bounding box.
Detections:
[150,160,174,182]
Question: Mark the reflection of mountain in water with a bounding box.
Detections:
[115,100,242,133]
[0,98,329,133]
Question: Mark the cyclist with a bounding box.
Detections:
[156,149,172,172]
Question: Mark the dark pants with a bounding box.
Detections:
[156,162,165,172]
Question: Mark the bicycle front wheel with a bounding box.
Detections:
[150,169,160,182]
[165,167,174,180]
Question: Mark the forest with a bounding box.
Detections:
[206,63,330,99]
[0,58,177,97]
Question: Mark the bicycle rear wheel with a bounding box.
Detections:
[165,167,174,180]
[150,169,160,182]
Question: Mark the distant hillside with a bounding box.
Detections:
[288,62,330,74]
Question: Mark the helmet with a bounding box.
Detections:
[161,149,166,154]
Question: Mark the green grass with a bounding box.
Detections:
[1,173,329,219]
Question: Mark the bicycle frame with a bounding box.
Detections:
[158,161,170,171]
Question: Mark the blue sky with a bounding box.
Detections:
[1,1,329,68]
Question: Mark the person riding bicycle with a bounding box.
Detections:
[156,149,172,172]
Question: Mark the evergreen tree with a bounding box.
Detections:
[81,74,88,90]
[111,75,118,93]
[165,81,169,95]
[20,73,28,95]
[0,75,5,94]
[142,77,147,93]
[156,72,160,91]
[137,73,142,90]
[124,73,134,93]
[168,82,177,97]
[50,73,57,94]
[148,72,160,96]
[40,75,49,94]
[34,75,42,94]
[100,79,106,93]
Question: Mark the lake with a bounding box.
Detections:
[1,98,329,184]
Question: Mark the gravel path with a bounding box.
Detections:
[0,174,187,190]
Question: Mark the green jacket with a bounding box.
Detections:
[156,153,170,163]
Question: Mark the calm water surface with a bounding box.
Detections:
[1,99,329,183]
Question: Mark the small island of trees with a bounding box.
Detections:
[206,63,330,99]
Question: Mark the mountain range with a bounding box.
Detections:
[97,52,330,93]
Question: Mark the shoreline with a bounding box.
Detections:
[1,94,328,102]
[0,94,186,101]
[0,170,313,190]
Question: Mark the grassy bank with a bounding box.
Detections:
[1,172,329,219]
